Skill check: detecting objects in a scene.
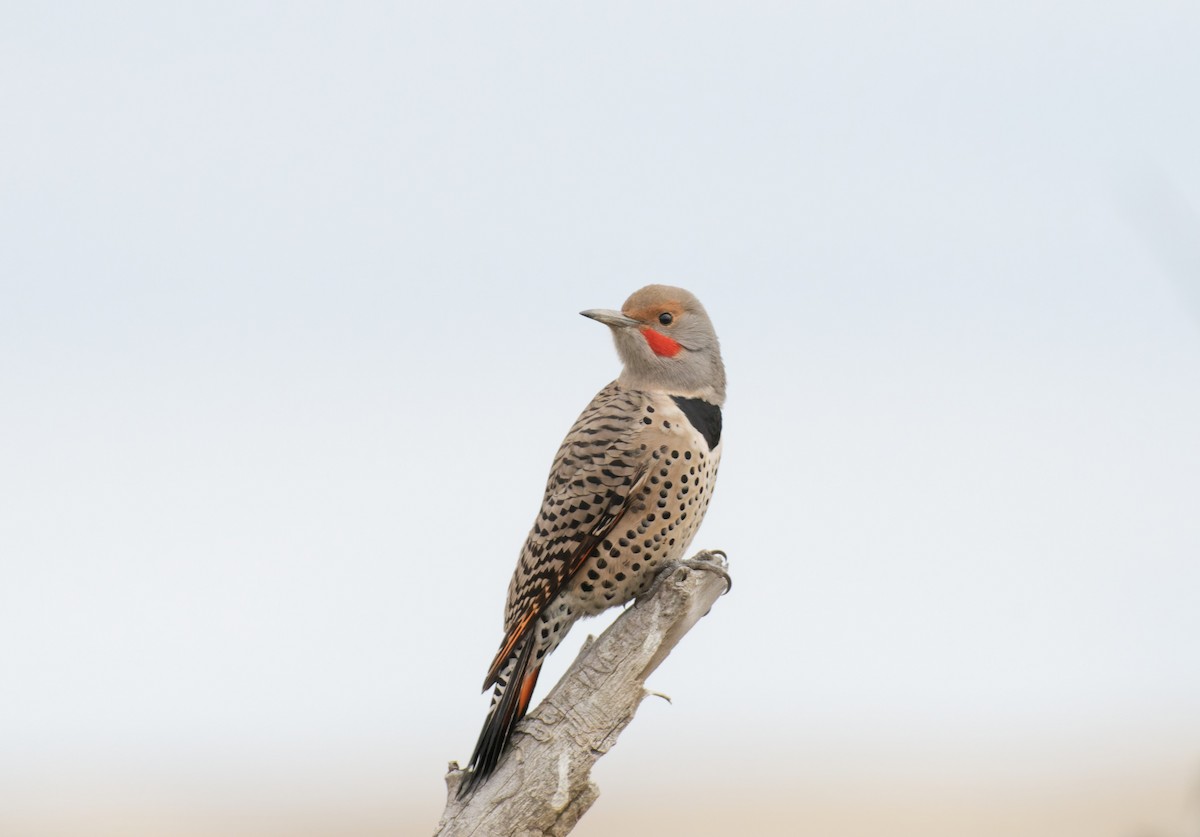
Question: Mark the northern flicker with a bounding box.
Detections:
[458,284,726,798]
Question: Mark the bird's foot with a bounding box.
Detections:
[640,549,731,603]
[680,549,732,594]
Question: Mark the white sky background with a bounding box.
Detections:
[3,0,1200,827]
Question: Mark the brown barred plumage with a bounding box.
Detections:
[459,285,725,797]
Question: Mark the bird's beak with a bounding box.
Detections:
[580,309,641,329]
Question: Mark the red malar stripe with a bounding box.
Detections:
[641,328,682,357]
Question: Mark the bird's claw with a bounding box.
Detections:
[680,549,732,594]
[638,549,732,603]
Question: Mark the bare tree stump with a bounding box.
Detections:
[434,550,731,837]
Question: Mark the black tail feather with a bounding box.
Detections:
[458,633,538,799]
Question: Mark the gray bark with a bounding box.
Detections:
[434,552,731,837]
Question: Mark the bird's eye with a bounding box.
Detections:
[658,312,673,326]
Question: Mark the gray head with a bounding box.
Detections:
[581,284,726,405]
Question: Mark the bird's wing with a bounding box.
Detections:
[482,382,650,690]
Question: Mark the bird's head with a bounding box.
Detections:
[581,284,725,405]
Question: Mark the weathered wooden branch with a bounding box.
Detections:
[434,551,731,837]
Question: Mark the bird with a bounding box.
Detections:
[458,284,727,798]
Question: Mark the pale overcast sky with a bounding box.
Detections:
[3,3,1199,834]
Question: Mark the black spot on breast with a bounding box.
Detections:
[671,396,722,450]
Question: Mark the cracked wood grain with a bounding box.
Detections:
[434,552,731,837]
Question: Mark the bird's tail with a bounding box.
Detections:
[458,632,542,799]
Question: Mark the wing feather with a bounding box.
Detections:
[482,383,649,689]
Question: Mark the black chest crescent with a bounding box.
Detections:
[670,396,722,450]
